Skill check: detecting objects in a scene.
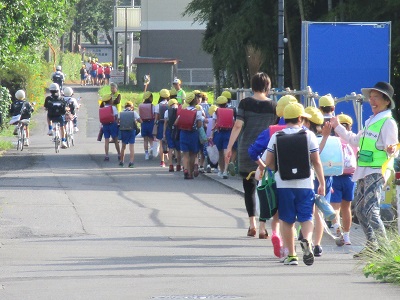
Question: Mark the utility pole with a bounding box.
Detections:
[124,7,128,85]
[278,0,285,89]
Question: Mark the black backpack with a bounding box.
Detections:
[275,129,311,180]
[47,98,66,117]
[167,107,178,129]
[52,71,63,85]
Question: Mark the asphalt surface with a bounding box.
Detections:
[0,85,399,299]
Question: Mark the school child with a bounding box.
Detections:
[9,90,34,146]
[139,91,155,160]
[303,106,333,257]
[193,91,205,177]
[330,113,357,245]
[119,101,141,168]
[199,92,211,173]
[163,99,182,172]
[319,94,336,134]
[221,90,238,176]
[175,92,203,179]
[99,95,120,161]
[110,82,122,113]
[63,87,80,132]
[154,89,170,167]
[170,88,177,100]
[210,95,235,179]
[259,102,325,266]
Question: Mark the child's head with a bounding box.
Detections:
[215,95,228,107]
[15,90,26,100]
[49,83,60,96]
[125,101,134,110]
[304,106,324,134]
[143,91,153,103]
[159,89,170,102]
[168,99,178,108]
[221,91,231,103]
[169,88,177,99]
[318,94,335,114]
[200,92,208,103]
[208,104,218,116]
[283,102,311,125]
[337,113,353,131]
[110,82,118,94]
[276,95,297,117]
[185,92,197,106]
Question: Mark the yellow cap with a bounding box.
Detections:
[208,104,218,116]
[159,89,170,98]
[216,96,228,105]
[221,91,232,99]
[125,101,133,107]
[168,99,178,106]
[283,102,311,119]
[169,88,177,96]
[143,91,152,101]
[102,94,112,102]
[337,113,353,126]
[185,92,196,104]
[276,95,297,117]
[182,102,189,109]
[193,90,201,95]
[319,94,335,107]
[304,106,324,125]
[200,92,207,98]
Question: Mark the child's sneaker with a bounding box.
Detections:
[24,138,29,146]
[333,223,341,237]
[145,153,149,160]
[343,233,351,245]
[47,129,53,136]
[206,165,212,173]
[271,233,283,258]
[227,162,236,176]
[119,161,124,167]
[222,171,228,179]
[169,165,174,172]
[284,255,298,266]
[118,155,121,161]
[74,127,79,132]
[279,248,289,262]
[104,156,110,161]
[313,245,323,257]
[217,171,223,177]
[193,164,199,177]
[128,162,134,168]
[300,239,315,266]
[176,165,182,172]
[160,161,166,167]
[199,166,205,173]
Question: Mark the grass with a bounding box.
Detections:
[361,231,400,285]
[0,139,13,152]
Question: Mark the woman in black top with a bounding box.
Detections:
[226,72,278,238]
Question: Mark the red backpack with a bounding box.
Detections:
[99,106,115,124]
[216,108,234,129]
[269,124,286,137]
[139,103,154,120]
[177,109,197,131]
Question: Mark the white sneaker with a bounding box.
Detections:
[332,223,342,237]
[61,141,68,149]
[145,153,149,160]
[74,127,79,133]
[24,138,29,146]
[222,171,228,179]
[47,129,53,136]
[217,171,223,178]
[343,233,351,245]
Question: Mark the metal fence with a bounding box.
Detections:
[177,68,214,87]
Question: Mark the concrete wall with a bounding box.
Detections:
[136,63,175,91]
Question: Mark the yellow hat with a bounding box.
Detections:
[276,95,297,117]
[195,104,202,111]
[208,104,218,116]
[304,106,324,125]
[193,89,201,95]
[102,94,112,102]
[185,92,196,104]
[125,101,133,107]
[159,89,170,98]
[216,96,228,105]
[337,113,353,126]
[169,88,177,96]
[182,103,189,109]
[283,102,311,119]
[200,92,207,98]
[168,99,178,106]
[319,94,335,107]
[143,91,152,101]
[221,91,232,99]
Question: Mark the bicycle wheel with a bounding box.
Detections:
[66,124,71,148]
[20,126,25,151]
[55,126,60,153]
[16,125,22,151]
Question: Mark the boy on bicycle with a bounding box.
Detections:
[63,87,80,132]
[9,90,34,146]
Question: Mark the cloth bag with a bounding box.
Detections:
[314,194,336,221]
[256,170,278,220]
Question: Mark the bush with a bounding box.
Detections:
[0,86,12,129]
[60,52,83,82]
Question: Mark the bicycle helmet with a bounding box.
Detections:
[49,83,60,92]
[15,90,26,100]
[56,65,62,71]
[64,87,73,97]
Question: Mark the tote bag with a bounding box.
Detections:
[256,170,278,220]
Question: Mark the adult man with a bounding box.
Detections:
[172,78,186,105]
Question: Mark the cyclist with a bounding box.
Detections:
[9,90,34,146]
[63,87,80,132]
[51,66,65,91]
[44,83,68,149]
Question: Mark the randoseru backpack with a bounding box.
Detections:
[119,111,136,131]
[47,98,66,118]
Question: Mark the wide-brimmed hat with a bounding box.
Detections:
[284,102,311,119]
[361,81,395,109]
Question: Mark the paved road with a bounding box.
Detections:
[0,86,399,299]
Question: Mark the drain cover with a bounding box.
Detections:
[152,296,243,299]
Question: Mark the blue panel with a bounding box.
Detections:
[302,22,390,128]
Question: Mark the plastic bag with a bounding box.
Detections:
[206,143,219,165]
[152,140,160,157]
[314,194,336,221]
[198,127,208,144]
[9,114,21,125]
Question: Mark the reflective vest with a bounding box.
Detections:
[112,93,122,112]
[358,117,390,168]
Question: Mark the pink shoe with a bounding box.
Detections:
[271,233,283,258]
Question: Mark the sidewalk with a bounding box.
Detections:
[203,171,367,254]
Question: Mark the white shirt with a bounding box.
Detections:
[154,100,168,114]
[334,109,398,182]
[266,127,319,189]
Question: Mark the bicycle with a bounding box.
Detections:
[16,119,30,151]
[65,113,75,147]
[52,122,61,153]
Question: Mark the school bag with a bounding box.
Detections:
[64,97,76,115]
[47,98,66,118]
[99,106,115,124]
[139,103,154,120]
[215,108,234,129]
[318,136,344,176]
[119,111,136,130]
[269,124,286,137]
[275,129,311,180]
[158,104,168,121]
[177,109,197,131]
[52,71,63,86]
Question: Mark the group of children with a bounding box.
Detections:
[83,58,112,86]
[255,94,357,266]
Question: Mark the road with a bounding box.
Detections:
[0,86,399,299]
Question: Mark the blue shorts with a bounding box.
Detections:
[91,70,97,77]
[103,122,118,139]
[141,120,154,138]
[277,188,315,223]
[156,121,165,140]
[120,130,136,144]
[180,130,200,153]
[331,175,355,203]
[80,74,86,80]
[213,130,231,151]
[105,74,110,79]
[314,176,333,202]
[166,127,180,150]
[49,115,65,127]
